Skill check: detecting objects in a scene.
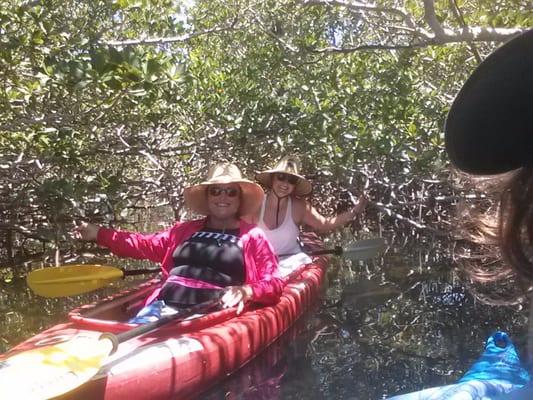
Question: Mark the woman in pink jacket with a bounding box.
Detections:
[74,163,283,322]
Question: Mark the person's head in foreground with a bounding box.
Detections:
[445,29,533,283]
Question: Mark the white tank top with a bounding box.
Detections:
[257,195,301,255]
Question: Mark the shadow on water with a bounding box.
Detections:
[1,235,530,399]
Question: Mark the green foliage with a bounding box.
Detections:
[0,0,529,266]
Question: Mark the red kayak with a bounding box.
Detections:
[1,240,327,400]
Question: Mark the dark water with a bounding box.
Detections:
[1,236,529,399]
[201,235,529,399]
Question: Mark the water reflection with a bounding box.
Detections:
[201,305,324,400]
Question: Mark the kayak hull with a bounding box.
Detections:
[2,239,327,400]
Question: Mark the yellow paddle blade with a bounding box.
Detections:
[0,335,113,399]
[27,264,125,298]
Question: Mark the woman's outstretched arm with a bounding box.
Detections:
[300,195,367,233]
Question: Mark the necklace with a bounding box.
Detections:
[270,192,288,228]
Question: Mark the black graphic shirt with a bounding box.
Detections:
[158,228,244,306]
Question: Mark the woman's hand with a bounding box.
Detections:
[72,222,100,242]
[352,194,368,215]
[220,285,253,314]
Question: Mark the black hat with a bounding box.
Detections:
[445,29,533,175]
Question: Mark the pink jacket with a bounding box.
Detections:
[97,219,283,305]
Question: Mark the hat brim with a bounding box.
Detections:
[445,29,533,175]
[256,170,312,197]
[184,179,264,216]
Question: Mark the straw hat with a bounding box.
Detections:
[445,29,533,175]
[184,163,264,216]
[255,155,312,196]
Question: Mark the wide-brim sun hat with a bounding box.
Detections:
[255,155,312,196]
[184,163,264,216]
[445,29,533,175]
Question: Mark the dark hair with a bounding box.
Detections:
[458,166,533,303]
[499,166,533,281]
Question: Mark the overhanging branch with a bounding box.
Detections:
[304,0,527,52]
[313,26,526,53]
[103,21,238,47]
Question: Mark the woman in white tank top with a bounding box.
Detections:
[250,155,367,274]
[257,195,301,256]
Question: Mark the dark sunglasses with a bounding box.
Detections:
[208,186,239,197]
[275,173,298,185]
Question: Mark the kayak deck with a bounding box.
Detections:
[2,234,328,400]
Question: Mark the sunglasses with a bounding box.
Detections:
[208,186,240,197]
[275,173,298,185]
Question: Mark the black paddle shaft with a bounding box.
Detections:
[100,299,220,354]
[308,246,343,256]
[122,268,161,277]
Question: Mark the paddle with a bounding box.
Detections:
[0,298,220,400]
[27,238,386,298]
[27,264,161,298]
